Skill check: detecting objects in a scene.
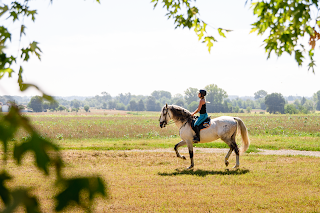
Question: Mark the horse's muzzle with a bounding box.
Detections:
[160,121,166,128]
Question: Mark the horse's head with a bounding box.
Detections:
[159,104,170,128]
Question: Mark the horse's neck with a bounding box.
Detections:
[173,119,185,129]
[169,110,187,129]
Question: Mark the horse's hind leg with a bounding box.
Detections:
[225,148,233,167]
[174,140,187,160]
[231,140,240,169]
[222,131,240,168]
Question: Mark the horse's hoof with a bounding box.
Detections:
[181,156,186,160]
[233,165,239,169]
[225,161,229,167]
[186,165,194,170]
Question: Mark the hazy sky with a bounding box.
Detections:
[1,0,319,97]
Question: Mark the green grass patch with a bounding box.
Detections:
[54,134,320,152]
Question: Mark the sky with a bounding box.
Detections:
[1,0,320,98]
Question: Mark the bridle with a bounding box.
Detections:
[159,107,173,127]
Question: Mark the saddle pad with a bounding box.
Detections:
[191,116,211,131]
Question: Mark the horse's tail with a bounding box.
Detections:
[234,117,250,154]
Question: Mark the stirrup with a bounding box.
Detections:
[193,136,200,142]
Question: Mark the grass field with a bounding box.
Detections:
[3,150,320,212]
[2,110,320,212]
[9,110,320,152]
[15,111,320,140]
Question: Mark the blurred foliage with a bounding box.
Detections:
[152,0,231,53]
[153,0,320,70]
[250,0,320,72]
[0,0,106,212]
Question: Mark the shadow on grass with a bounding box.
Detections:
[158,168,250,177]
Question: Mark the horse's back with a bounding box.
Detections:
[209,116,237,139]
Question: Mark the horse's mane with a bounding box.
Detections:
[168,105,193,123]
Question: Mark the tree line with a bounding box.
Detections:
[3,85,320,114]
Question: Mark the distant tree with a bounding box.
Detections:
[72,108,78,112]
[205,84,228,112]
[146,96,157,111]
[84,105,90,112]
[205,84,227,105]
[108,100,117,109]
[301,97,307,105]
[293,99,301,108]
[188,101,198,112]
[118,93,131,105]
[43,102,50,110]
[285,104,299,114]
[299,105,310,114]
[102,102,107,109]
[57,105,66,111]
[28,96,43,112]
[315,91,320,111]
[128,100,137,111]
[254,90,267,100]
[303,100,315,112]
[49,100,59,110]
[246,106,252,113]
[265,93,285,114]
[233,106,240,113]
[137,100,145,111]
[116,103,125,110]
[71,99,80,109]
[101,91,112,102]
[175,99,185,107]
[151,90,172,100]
[184,87,198,105]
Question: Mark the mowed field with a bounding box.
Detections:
[2,110,320,212]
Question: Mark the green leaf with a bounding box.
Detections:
[250,28,257,33]
[203,36,216,53]
[55,177,107,211]
[0,5,8,17]
[0,171,12,205]
[294,50,304,66]
[14,133,59,175]
[9,11,18,22]
[26,10,37,22]
[20,25,26,37]
[2,189,41,213]
[0,68,13,79]
[218,28,226,38]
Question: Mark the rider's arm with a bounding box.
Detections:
[191,99,205,116]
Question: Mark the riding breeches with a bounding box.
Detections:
[195,113,208,126]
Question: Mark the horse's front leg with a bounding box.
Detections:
[174,140,187,160]
[186,141,194,170]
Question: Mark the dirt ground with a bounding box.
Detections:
[125,147,320,157]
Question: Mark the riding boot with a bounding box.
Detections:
[193,125,200,142]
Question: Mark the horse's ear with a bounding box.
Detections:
[166,103,168,108]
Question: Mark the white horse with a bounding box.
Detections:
[159,104,250,169]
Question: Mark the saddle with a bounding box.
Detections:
[191,116,211,132]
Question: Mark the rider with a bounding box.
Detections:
[191,89,208,142]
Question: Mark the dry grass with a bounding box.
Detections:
[2,151,320,212]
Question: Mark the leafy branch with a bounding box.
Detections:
[152,0,231,52]
[0,0,107,212]
[250,0,320,72]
